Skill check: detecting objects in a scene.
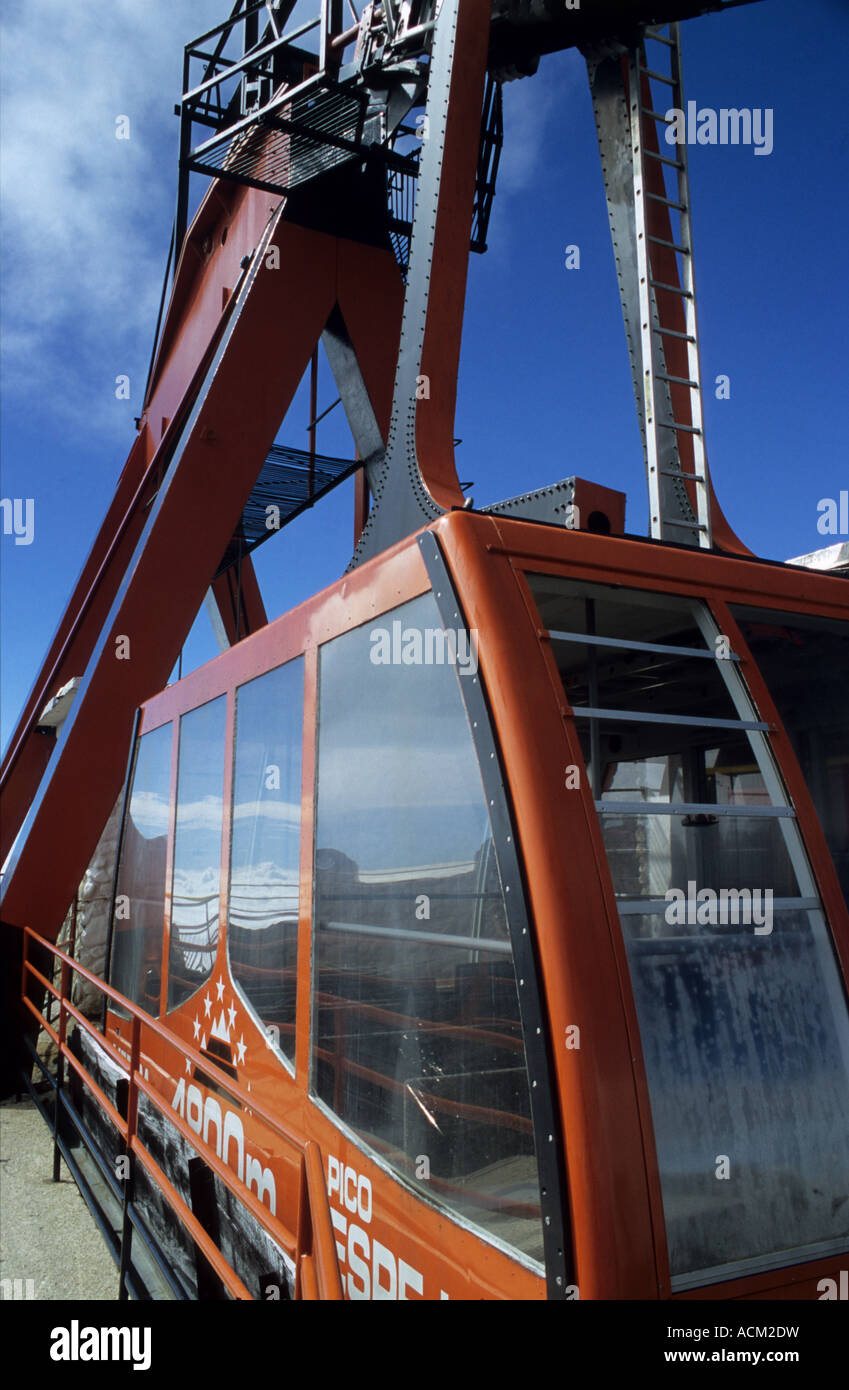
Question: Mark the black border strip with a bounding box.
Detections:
[417,530,574,1300]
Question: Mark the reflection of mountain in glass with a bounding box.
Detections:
[228,863,300,1050]
[171,865,220,977]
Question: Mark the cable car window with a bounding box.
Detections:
[528,574,849,1288]
[110,722,172,1016]
[731,606,849,908]
[167,697,226,1011]
[228,658,304,1067]
[312,592,543,1265]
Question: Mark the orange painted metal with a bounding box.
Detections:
[0,216,407,938]
[436,512,849,1299]
[211,558,268,644]
[31,510,844,1301]
[22,925,344,1300]
[413,0,491,512]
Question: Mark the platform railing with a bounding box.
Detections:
[19,925,342,1301]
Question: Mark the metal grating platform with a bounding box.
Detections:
[215,441,359,576]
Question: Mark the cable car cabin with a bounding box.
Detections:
[71,508,849,1302]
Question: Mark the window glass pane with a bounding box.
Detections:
[228,659,303,1064]
[168,698,226,1010]
[601,810,800,902]
[527,573,849,1285]
[732,607,849,907]
[110,723,171,1016]
[313,593,543,1264]
[622,907,849,1283]
[531,574,710,645]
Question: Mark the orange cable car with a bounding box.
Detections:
[58,508,849,1301]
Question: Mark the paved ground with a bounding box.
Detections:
[0,1095,117,1301]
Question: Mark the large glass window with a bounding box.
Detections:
[312,592,543,1264]
[168,698,226,1010]
[732,606,849,907]
[110,722,172,1015]
[228,659,304,1066]
[529,574,849,1288]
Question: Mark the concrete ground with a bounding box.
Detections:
[0,1095,118,1301]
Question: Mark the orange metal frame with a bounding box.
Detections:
[22,511,846,1300]
[21,925,343,1300]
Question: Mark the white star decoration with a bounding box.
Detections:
[190,979,249,1070]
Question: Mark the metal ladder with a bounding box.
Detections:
[628,22,712,547]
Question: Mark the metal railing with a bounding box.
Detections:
[20,926,342,1301]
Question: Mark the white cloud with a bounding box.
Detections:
[497,48,584,197]
[0,1,224,438]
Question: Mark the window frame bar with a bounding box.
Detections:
[548,627,740,663]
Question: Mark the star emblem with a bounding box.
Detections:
[236,1035,247,1065]
[216,975,225,1001]
[185,1058,191,1075]
[203,992,212,1017]
[227,1002,237,1030]
[193,1016,201,1040]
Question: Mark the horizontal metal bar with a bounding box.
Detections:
[642,68,676,85]
[322,920,512,955]
[648,235,689,253]
[571,706,770,732]
[650,280,692,297]
[644,30,675,47]
[398,18,435,41]
[595,801,795,818]
[652,325,695,341]
[130,1136,253,1299]
[657,420,702,434]
[617,897,820,916]
[547,628,732,662]
[645,149,684,168]
[646,192,687,210]
[186,158,291,200]
[190,71,326,159]
[22,927,315,1160]
[331,22,360,48]
[642,106,675,123]
[186,0,287,50]
[656,372,699,387]
[662,518,709,529]
[184,19,321,103]
[659,468,707,483]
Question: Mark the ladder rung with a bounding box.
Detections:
[646,192,687,211]
[650,279,692,298]
[657,421,703,434]
[642,68,676,85]
[644,30,675,47]
[645,150,684,169]
[648,235,689,254]
[663,518,709,531]
[642,106,675,123]
[652,325,696,342]
[656,372,700,388]
[659,468,707,482]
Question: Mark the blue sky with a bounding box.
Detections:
[2,0,848,755]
